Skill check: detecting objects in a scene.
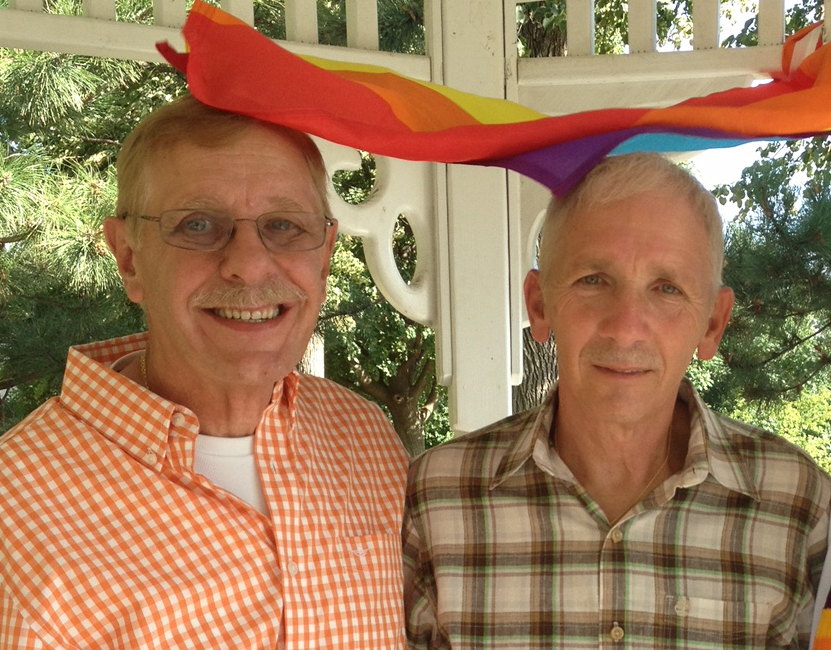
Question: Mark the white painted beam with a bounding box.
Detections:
[285,0,318,44]
[758,0,786,47]
[566,0,594,56]
[0,11,182,61]
[439,0,513,433]
[153,0,187,29]
[347,0,379,50]
[692,0,720,50]
[628,0,656,53]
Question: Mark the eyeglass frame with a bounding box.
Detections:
[119,209,337,253]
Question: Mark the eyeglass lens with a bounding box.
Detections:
[159,209,328,252]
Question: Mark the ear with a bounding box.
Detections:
[524,269,552,343]
[320,218,339,279]
[696,286,734,360]
[103,217,145,305]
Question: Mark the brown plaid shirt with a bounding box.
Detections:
[403,380,831,649]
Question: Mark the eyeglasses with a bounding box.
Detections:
[126,209,335,253]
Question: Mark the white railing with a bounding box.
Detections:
[2,0,813,61]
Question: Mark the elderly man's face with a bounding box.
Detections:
[525,191,733,427]
[108,125,336,388]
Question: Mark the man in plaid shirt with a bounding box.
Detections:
[404,152,831,649]
[0,94,408,648]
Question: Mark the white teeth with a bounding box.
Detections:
[214,306,281,322]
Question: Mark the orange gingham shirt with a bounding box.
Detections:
[0,333,409,649]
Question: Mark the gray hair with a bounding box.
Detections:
[537,152,725,290]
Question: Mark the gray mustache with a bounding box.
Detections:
[192,284,306,309]
[582,344,659,368]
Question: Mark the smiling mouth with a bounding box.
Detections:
[598,366,648,375]
[212,306,282,322]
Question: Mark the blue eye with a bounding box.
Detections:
[181,215,215,233]
[161,210,230,248]
[660,283,681,295]
[262,217,302,234]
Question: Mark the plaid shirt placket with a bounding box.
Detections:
[403,380,831,650]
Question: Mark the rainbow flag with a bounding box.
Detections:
[816,593,831,649]
[157,1,831,196]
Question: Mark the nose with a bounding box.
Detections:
[598,290,649,346]
[219,219,280,285]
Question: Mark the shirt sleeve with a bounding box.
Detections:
[403,488,447,650]
[811,511,831,649]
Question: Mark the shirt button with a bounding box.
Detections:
[287,560,299,576]
[171,413,186,427]
[610,528,624,543]
[144,451,157,465]
[610,623,625,642]
[675,597,691,616]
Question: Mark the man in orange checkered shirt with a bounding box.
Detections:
[0,93,409,649]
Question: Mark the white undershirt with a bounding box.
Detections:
[193,434,268,515]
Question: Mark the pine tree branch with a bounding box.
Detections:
[741,318,831,368]
[0,227,37,246]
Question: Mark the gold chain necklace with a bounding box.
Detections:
[626,424,672,509]
[140,350,149,389]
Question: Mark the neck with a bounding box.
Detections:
[140,349,281,437]
[553,400,689,524]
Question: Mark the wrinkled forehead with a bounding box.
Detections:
[143,128,323,210]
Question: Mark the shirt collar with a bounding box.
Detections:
[489,378,759,500]
[678,379,759,499]
[491,391,556,488]
[62,333,298,471]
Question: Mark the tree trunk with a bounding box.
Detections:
[297,330,325,376]
[512,327,557,413]
[387,395,426,458]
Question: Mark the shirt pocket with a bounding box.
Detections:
[664,595,775,649]
[308,533,405,648]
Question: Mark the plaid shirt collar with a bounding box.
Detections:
[491,378,760,501]
[62,333,298,471]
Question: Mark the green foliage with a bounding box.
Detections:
[516,0,699,58]
[728,387,831,473]
[377,0,424,54]
[722,0,823,47]
[264,0,424,53]
[0,48,184,166]
[0,150,145,430]
[0,43,182,431]
[712,143,831,399]
[516,0,822,57]
[324,152,450,449]
[689,356,831,472]
[692,135,831,470]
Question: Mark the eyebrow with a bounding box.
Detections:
[265,197,309,212]
[178,196,311,213]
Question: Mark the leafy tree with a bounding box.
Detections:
[0,150,145,429]
[324,153,447,455]
[700,140,831,399]
[0,43,184,430]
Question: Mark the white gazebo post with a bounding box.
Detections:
[427,0,515,434]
